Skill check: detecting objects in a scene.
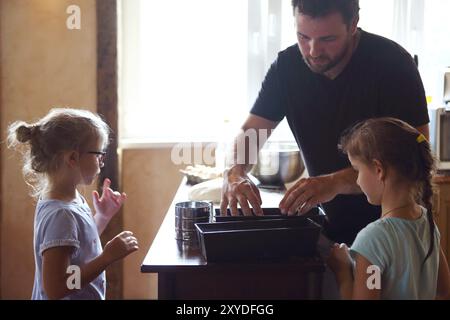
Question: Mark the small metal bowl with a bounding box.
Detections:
[250,142,305,187]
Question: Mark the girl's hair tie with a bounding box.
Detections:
[416,134,426,144]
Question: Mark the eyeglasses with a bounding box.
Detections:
[87,151,107,164]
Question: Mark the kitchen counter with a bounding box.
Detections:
[433,174,450,184]
[141,179,326,299]
[432,174,450,265]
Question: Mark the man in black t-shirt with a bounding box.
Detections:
[220,0,429,245]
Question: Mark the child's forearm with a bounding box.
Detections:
[335,270,354,299]
[50,253,111,299]
[45,254,111,299]
[94,214,110,235]
[79,252,111,287]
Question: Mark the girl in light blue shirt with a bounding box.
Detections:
[328,117,450,299]
[8,108,139,299]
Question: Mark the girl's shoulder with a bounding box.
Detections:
[354,206,433,246]
[37,191,88,208]
[353,219,392,245]
[36,196,90,220]
[361,218,388,233]
[351,219,394,272]
[37,198,78,210]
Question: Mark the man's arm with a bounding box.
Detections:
[220,114,279,216]
[225,114,279,172]
[279,123,429,215]
[279,167,362,215]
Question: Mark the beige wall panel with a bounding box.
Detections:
[1,0,97,299]
[122,146,208,299]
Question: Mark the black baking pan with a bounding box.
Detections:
[214,206,326,226]
[195,218,321,262]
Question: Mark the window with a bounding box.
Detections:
[120,0,248,144]
[421,0,450,107]
[119,0,450,145]
[120,0,298,145]
[359,0,450,109]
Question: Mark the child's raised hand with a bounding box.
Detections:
[93,178,127,220]
[327,243,353,275]
[102,231,139,264]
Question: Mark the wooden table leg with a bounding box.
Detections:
[158,273,175,299]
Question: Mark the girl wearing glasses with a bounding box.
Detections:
[8,108,139,300]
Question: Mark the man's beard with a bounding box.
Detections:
[302,39,351,74]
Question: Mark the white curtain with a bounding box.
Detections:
[359,0,450,106]
[119,0,450,144]
[119,0,295,144]
[392,0,424,59]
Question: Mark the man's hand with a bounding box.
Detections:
[220,166,263,216]
[279,175,338,215]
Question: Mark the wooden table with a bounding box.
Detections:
[433,175,450,265]
[141,180,326,300]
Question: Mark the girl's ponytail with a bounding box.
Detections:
[8,121,35,145]
[417,138,436,267]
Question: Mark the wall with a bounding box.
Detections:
[0,0,97,299]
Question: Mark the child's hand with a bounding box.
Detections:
[93,178,127,220]
[102,231,139,264]
[327,243,353,276]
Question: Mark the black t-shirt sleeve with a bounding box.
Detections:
[250,59,287,122]
[379,48,429,127]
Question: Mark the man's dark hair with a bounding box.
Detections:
[292,0,360,26]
